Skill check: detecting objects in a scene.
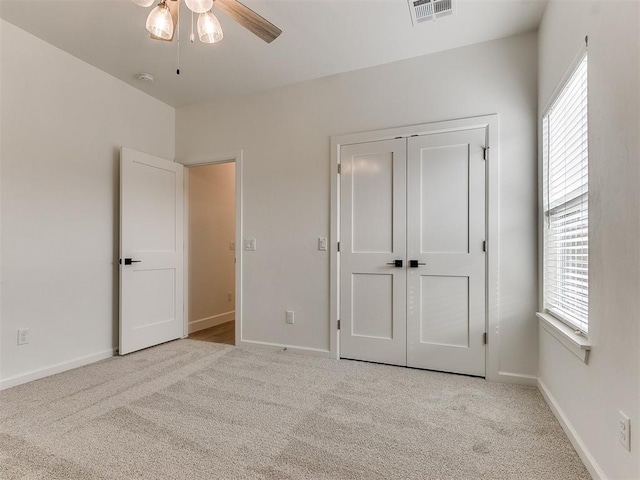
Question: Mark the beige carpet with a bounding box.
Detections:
[0,340,589,479]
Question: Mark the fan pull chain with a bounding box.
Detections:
[176,7,180,75]
[191,10,195,43]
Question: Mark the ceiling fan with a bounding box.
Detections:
[131,0,282,45]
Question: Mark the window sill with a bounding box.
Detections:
[537,312,591,364]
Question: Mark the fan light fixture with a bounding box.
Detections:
[134,0,224,45]
[198,11,224,43]
[185,0,213,14]
[146,1,174,40]
[131,0,282,75]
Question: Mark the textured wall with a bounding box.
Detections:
[538,1,640,478]
[188,163,235,331]
[0,20,175,384]
[177,32,539,381]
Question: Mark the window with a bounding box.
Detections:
[542,54,589,333]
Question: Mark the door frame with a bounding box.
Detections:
[179,150,243,345]
[330,115,503,382]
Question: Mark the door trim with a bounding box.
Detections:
[330,115,505,382]
[179,150,243,347]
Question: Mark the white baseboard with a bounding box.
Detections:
[538,378,606,480]
[0,348,116,391]
[188,311,234,334]
[492,371,538,386]
[237,339,332,358]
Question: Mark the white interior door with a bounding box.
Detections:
[340,139,407,366]
[119,147,184,355]
[406,129,486,376]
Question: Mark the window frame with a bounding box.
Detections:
[541,50,589,336]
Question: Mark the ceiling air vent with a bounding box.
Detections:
[408,0,454,25]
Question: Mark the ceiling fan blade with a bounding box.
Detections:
[150,0,179,42]
[213,0,282,43]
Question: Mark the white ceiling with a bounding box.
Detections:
[0,0,547,107]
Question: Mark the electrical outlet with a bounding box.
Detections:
[619,411,631,451]
[286,310,294,324]
[227,292,232,302]
[17,329,30,345]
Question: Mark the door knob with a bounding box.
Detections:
[409,260,426,268]
[386,260,404,268]
[121,258,142,265]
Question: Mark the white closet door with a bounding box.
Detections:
[119,148,184,355]
[339,139,407,366]
[406,129,486,376]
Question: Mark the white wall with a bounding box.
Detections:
[177,32,540,379]
[188,163,235,332]
[0,20,4,382]
[0,20,175,385]
[538,1,640,478]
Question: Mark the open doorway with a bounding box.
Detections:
[186,162,236,345]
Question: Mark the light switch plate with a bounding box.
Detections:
[244,239,257,251]
[318,237,328,251]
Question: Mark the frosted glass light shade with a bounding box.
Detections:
[185,0,213,14]
[197,11,223,43]
[146,1,174,40]
[131,0,155,7]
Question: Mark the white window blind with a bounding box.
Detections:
[542,54,589,333]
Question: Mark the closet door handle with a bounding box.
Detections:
[120,258,142,265]
[386,260,404,268]
[409,260,426,268]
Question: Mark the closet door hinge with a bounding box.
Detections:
[483,332,487,345]
[482,240,486,252]
[337,320,341,330]
[337,164,341,174]
[483,147,489,161]
[337,241,340,252]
